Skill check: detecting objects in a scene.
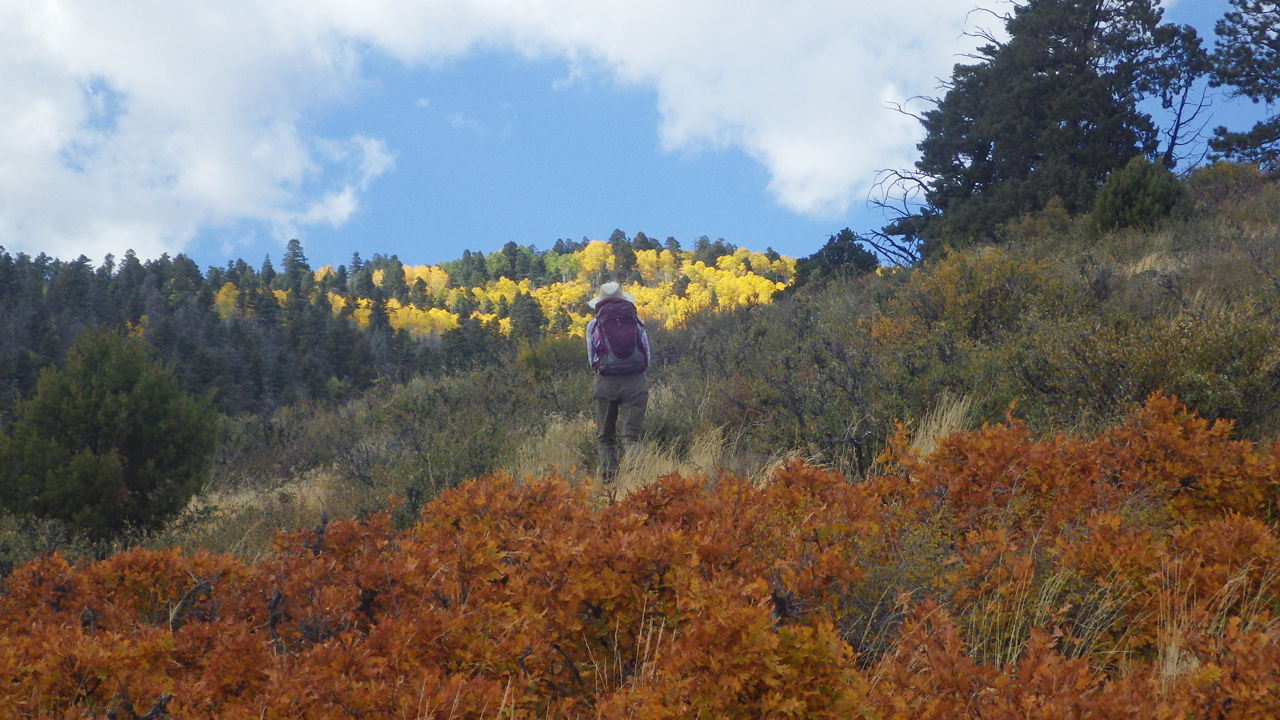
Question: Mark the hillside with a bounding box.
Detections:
[4,396,1280,718]
[3,161,1280,717]
[0,233,795,420]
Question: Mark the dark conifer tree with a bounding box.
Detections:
[885,0,1204,256]
[1211,0,1280,168]
[0,330,217,541]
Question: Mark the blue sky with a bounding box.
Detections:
[289,52,808,267]
[0,0,1270,271]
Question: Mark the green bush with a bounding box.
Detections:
[1090,156,1187,234]
[0,330,217,541]
[0,512,94,577]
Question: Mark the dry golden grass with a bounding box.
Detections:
[509,414,595,485]
[910,392,976,457]
[150,468,362,560]
[609,426,727,498]
[1156,560,1280,691]
[506,415,820,501]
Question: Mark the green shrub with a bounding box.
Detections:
[0,330,217,541]
[0,512,94,577]
[1006,308,1280,435]
[1185,161,1267,212]
[1090,156,1187,234]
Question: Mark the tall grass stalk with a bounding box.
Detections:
[911,392,975,457]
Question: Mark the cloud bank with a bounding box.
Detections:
[0,0,982,260]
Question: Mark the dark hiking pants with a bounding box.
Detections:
[593,372,649,481]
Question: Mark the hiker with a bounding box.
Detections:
[586,282,650,482]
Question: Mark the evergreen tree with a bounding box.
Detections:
[259,255,277,287]
[694,237,735,264]
[281,238,312,295]
[510,292,548,343]
[609,229,636,278]
[1210,0,1280,168]
[374,254,408,300]
[0,330,217,541]
[409,278,429,307]
[887,0,1200,256]
[634,232,662,251]
[794,229,879,287]
[1089,155,1188,233]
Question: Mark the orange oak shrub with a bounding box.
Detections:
[2,393,1279,718]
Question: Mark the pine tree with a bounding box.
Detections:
[794,229,879,287]
[0,330,217,541]
[281,238,312,295]
[1210,0,1280,168]
[887,0,1202,255]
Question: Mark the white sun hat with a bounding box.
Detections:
[588,281,636,309]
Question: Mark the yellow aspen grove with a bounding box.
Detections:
[577,240,614,282]
[386,299,460,339]
[486,276,526,304]
[563,312,591,336]
[635,249,660,284]
[204,241,796,339]
[746,249,773,273]
[531,282,591,318]
[771,256,797,281]
[403,265,449,294]
[628,284,681,325]
[214,282,239,320]
[471,312,512,335]
[716,250,749,275]
[657,248,679,282]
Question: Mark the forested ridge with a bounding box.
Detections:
[7,0,1280,716]
[0,232,795,419]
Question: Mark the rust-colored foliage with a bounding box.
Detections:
[3,393,1280,717]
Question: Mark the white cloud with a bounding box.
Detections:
[0,0,982,259]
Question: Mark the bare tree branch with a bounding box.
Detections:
[1161,84,1214,170]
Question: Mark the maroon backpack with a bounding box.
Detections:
[591,298,647,375]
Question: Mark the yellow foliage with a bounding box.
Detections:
[564,312,590,337]
[327,291,347,316]
[771,256,797,281]
[204,241,797,338]
[488,276,526,304]
[388,301,460,339]
[471,312,512,335]
[658,249,679,282]
[353,298,372,328]
[578,240,615,282]
[403,265,449,294]
[214,282,239,321]
[715,249,750,275]
[531,282,591,317]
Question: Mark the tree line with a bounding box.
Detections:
[0,232,799,424]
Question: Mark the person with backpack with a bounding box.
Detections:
[586,282,650,483]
